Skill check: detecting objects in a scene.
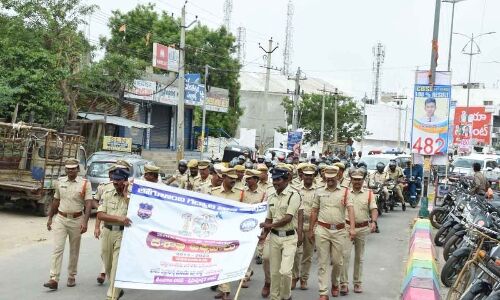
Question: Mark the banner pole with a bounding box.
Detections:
[233,278,245,300]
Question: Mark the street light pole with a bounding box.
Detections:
[320,85,325,142]
[200,64,211,159]
[443,0,466,72]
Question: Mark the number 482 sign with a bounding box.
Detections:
[411,71,451,156]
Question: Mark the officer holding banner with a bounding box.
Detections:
[97,165,132,300]
[258,166,302,300]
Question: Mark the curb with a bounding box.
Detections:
[400,218,440,300]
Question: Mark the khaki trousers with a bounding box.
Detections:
[269,233,298,300]
[315,226,346,296]
[292,225,314,281]
[262,236,271,283]
[101,228,123,300]
[340,225,370,285]
[49,214,82,281]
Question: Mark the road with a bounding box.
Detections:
[0,206,416,300]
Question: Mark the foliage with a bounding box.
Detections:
[281,93,367,144]
[102,4,243,136]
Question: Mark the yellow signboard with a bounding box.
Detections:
[103,136,132,152]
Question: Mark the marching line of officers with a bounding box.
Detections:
[43,157,380,300]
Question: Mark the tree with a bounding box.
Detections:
[102,4,243,136]
[281,93,367,144]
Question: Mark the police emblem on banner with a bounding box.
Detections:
[137,203,153,219]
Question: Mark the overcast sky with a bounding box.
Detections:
[86,0,500,100]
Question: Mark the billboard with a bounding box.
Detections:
[102,136,132,152]
[124,80,156,101]
[411,71,451,156]
[287,131,303,156]
[152,43,179,72]
[453,106,492,146]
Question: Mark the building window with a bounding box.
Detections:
[484,100,493,106]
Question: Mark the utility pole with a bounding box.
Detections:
[429,0,441,85]
[288,67,307,131]
[360,93,369,152]
[393,95,407,150]
[334,90,338,142]
[176,4,198,162]
[443,0,466,72]
[259,38,279,150]
[200,64,211,159]
[317,85,336,143]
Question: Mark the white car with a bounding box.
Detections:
[451,154,500,180]
[358,154,410,174]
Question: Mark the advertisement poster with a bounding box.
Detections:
[411,71,451,158]
[152,43,179,72]
[453,106,492,146]
[124,79,156,101]
[287,131,303,156]
[114,181,267,291]
[102,136,132,152]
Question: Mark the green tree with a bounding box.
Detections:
[102,4,242,136]
[281,93,367,144]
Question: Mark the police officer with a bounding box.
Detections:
[292,164,317,291]
[258,166,302,300]
[198,164,223,194]
[193,160,212,191]
[471,162,489,195]
[185,159,199,190]
[94,160,131,285]
[97,166,132,300]
[44,158,92,290]
[309,166,356,299]
[143,164,162,183]
[257,163,272,192]
[340,168,378,295]
[166,159,188,187]
[386,160,405,209]
[234,164,246,190]
[334,162,350,188]
[369,162,389,213]
[209,168,244,300]
[241,169,268,289]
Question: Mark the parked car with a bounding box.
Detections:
[359,153,411,174]
[450,154,500,182]
[86,152,153,194]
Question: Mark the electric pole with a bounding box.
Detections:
[443,0,467,72]
[288,67,306,131]
[258,38,279,150]
[200,64,212,159]
[392,95,408,150]
[317,85,336,143]
[176,4,197,162]
[429,0,441,85]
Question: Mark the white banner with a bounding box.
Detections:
[114,180,267,291]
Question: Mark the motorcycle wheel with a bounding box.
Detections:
[441,251,469,287]
[485,290,500,300]
[402,203,406,211]
[443,234,462,261]
[444,228,458,246]
[461,281,492,300]
[434,225,451,247]
[429,207,447,229]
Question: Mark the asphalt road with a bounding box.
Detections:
[0,206,417,300]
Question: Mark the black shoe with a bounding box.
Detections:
[210,285,218,291]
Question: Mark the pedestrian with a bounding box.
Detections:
[470,162,489,195]
[94,160,132,285]
[209,167,245,300]
[292,163,317,291]
[165,159,188,187]
[308,166,356,299]
[97,165,133,300]
[43,158,93,290]
[258,166,302,300]
[193,160,212,191]
[340,168,378,295]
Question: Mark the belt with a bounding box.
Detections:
[346,220,370,228]
[317,221,345,230]
[104,224,125,231]
[58,210,83,218]
[270,229,295,237]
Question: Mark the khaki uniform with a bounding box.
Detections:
[340,188,377,286]
[292,183,317,282]
[98,188,129,300]
[312,186,352,296]
[209,186,243,294]
[192,174,212,192]
[267,186,301,300]
[386,167,404,202]
[94,182,114,274]
[257,181,273,284]
[234,179,245,190]
[369,171,390,200]
[50,176,92,282]
[338,177,351,188]
[169,170,188,188]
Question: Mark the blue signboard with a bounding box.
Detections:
[287,131,303,156]
[184,73,204,106]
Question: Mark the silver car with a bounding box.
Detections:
[85,152,153,194]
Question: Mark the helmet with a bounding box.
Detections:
[357,161,367,170]
[237,155,245,164]
[178,160,187,167]
[285,157,293,164]
[376,162,385,173]
[244,161,254,169]
[229,158,239,168]
[331,157,341,163]
[388,160,397,171]
[257,155,265,164]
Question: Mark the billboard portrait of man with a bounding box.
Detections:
[417,98,443,124]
